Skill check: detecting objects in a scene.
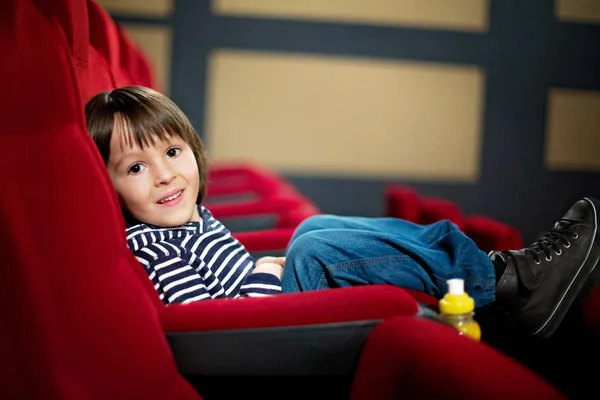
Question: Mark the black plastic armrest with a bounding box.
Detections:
[166,319,382,377]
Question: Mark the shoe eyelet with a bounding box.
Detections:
[546,255,552,262]
[555,249,562,256]
[535,259,541,265]
[564,242,571,248]
[572,233,579,239]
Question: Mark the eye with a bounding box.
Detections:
[127,163,146,175]
[166,147,182,158]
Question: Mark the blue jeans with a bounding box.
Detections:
[281,215,496,307]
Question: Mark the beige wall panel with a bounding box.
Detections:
[546,89,600,171]
[205,50,484,182]
[556,0,600,24]
[95,0,173,17]
[213,0,489,32]
[121,24,172,94]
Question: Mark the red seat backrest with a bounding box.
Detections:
[463,215,524,253]
[0,1,199,398]
[86,0,156,92]
[384,184,422,223]
[419,196,464,229]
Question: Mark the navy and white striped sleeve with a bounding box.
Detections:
[239,272,282,297]
[202,206,282,297]
[135,242,211,304]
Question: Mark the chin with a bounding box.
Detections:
[163,212,195,227]
[139,206,195,228]
[160,218,189,228]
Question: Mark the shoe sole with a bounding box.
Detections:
[532,197,600,338]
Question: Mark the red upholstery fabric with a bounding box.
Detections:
[208,162,283,180]
[205,163,307,213]
[160,285,418,332]
[30,0,153,106]
[463,215,524,253]
[86,0,155,92]
[350,316,566,400]
[206,162,320,222]
[403,289,440,309]
[384,184,422,222]
[206,178,297,202]
[233,227,298,252]
[207,162,296,195]
[230,202,320,252]
[419,196,464,229]
[208,194,318,219]
[582,286,600,337]
[0,1,199,398]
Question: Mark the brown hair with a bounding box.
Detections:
[84,86,208,205]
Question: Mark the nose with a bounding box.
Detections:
[154,159,175,186]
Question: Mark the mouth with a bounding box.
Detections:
[157,189,184,205]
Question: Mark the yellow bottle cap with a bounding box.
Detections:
[439,279,475,314]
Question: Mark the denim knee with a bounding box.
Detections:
[283,231,331,292]
[286,229,324,265]
[292,214,340,240]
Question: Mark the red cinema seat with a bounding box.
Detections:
[384,184,422,223]
[419,196,464,230]
[463,215,524,254]
[350,316,566,400]
[205,162,319,233]
[0,2,420,398]
[205,162,306,208]
[86,0,156,91]
[231,201,321,257]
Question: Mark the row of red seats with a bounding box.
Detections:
[0,1,567,399]
[385,184,524,253]
[204,162,322,254]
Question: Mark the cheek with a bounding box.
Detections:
[115,178,152,211]
[182,153,200,185]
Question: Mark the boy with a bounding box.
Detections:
[85,86,600,338]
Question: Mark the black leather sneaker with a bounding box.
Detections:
[489,197,600,338]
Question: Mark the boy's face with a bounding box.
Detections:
[106,125,201,227]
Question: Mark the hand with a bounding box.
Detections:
[252,256,285,280]
[255,256,285,268]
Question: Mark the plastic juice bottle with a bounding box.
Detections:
[438,278,481,341]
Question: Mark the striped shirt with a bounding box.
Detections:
[126,206,282,304]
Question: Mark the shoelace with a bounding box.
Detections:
[526,220,578,264]
[489,220,578,291]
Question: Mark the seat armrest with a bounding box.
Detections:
[166,320,379,376]
[159,285,418,333]
[162,286,415,379]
